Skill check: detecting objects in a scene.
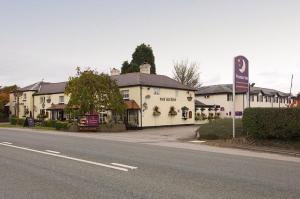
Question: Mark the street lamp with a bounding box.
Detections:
[248,83,255,107]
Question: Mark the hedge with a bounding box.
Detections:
[243,108,300,140]
[10,117,25,126]
[55,121,69,130]
[42,120,57,128]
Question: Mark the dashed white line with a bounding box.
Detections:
[45,150,60,154]
[1,142,12,145]
[111,163,138,169]
[0,142,128,172]
[189,140,206,143]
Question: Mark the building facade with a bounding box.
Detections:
[9,64,195,128]
[195,84,292,118]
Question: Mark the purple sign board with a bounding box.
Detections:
[86,114,99,127]
[234,56,249,92]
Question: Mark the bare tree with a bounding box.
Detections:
[172,59,201,89]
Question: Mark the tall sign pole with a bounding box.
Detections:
[233,55,249,138]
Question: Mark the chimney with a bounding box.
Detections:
[110,68,120,76]
[139,62,151,74]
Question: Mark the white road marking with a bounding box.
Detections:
[1,142,12,145]
[45,150,61,154]
[111,163,138,169]
[0,143,128,172]
[189,140,206,143]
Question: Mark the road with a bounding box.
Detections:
[0,128,299,199]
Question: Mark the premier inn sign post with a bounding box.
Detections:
[232,55,249,138]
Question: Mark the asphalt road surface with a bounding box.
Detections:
[0,128,299,199]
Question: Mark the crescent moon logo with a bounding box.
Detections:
[239,59,246,74]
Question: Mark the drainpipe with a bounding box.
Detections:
[140,86,143,128]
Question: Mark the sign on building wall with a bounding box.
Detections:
[234,56,249,92]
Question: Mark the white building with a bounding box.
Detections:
[9,64,196,128]
[195,84,292,118]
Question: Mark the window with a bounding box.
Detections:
[23,93,27,101]
[59,96,64,104]
[99,112,107,124]
[182,110,188,118]
[275,97,278,103]
[175,90,179,97]
[40,96,45,104]
[251,95,255,102]
[227,94,233,101]
[259,95,263,102]
[121,90,129,100]
[153,88,160,95]
[204,95,210,99]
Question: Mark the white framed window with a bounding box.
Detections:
[121,90,129,100]
[59,96,64,104]
[227,94,233,101]
[40,96,45,104]
[23,93,27,101]
[153,88,160,95]
[99,112,107,124]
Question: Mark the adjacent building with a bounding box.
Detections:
[195,84,292,118]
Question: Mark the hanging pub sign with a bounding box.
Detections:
[234,56,249,92]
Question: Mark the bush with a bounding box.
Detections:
[196,119,243,140]
[10,116,17,125]
[243,108,300,140]
[55,121,69,130]
[42,120,57,128]
[17,118,25,126]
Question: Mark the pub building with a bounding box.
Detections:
[9,63,196,128]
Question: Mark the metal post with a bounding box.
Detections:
[232,59,236,139]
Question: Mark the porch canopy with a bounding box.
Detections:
[124,100,140,110]
[46,103,66,110]
[195,100,220,108]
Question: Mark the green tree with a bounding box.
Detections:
[65,67,125,116]
[0,85,17,118]
[172,59,201,89]
[121,43,156,74]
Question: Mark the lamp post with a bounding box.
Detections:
[248,83,255,108]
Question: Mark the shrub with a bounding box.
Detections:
[243,108,300,140]
[55,121,69,130]
[10,116,17,125]
[17,118,25,126]
[42,120,57,128]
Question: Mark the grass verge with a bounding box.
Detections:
[196,119,243,140]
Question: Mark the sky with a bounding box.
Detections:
[0,0,299,94]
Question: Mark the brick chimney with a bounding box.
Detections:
[110,68,120,76]
[139,62,151,74]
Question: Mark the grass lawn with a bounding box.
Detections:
[196,119,243,140]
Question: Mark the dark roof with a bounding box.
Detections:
[19,81,50,91]
[34,82,67,95]
[196,84,290,97]
[124,100,140,110]
[111,73,196,91]
[195,100,219,108]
